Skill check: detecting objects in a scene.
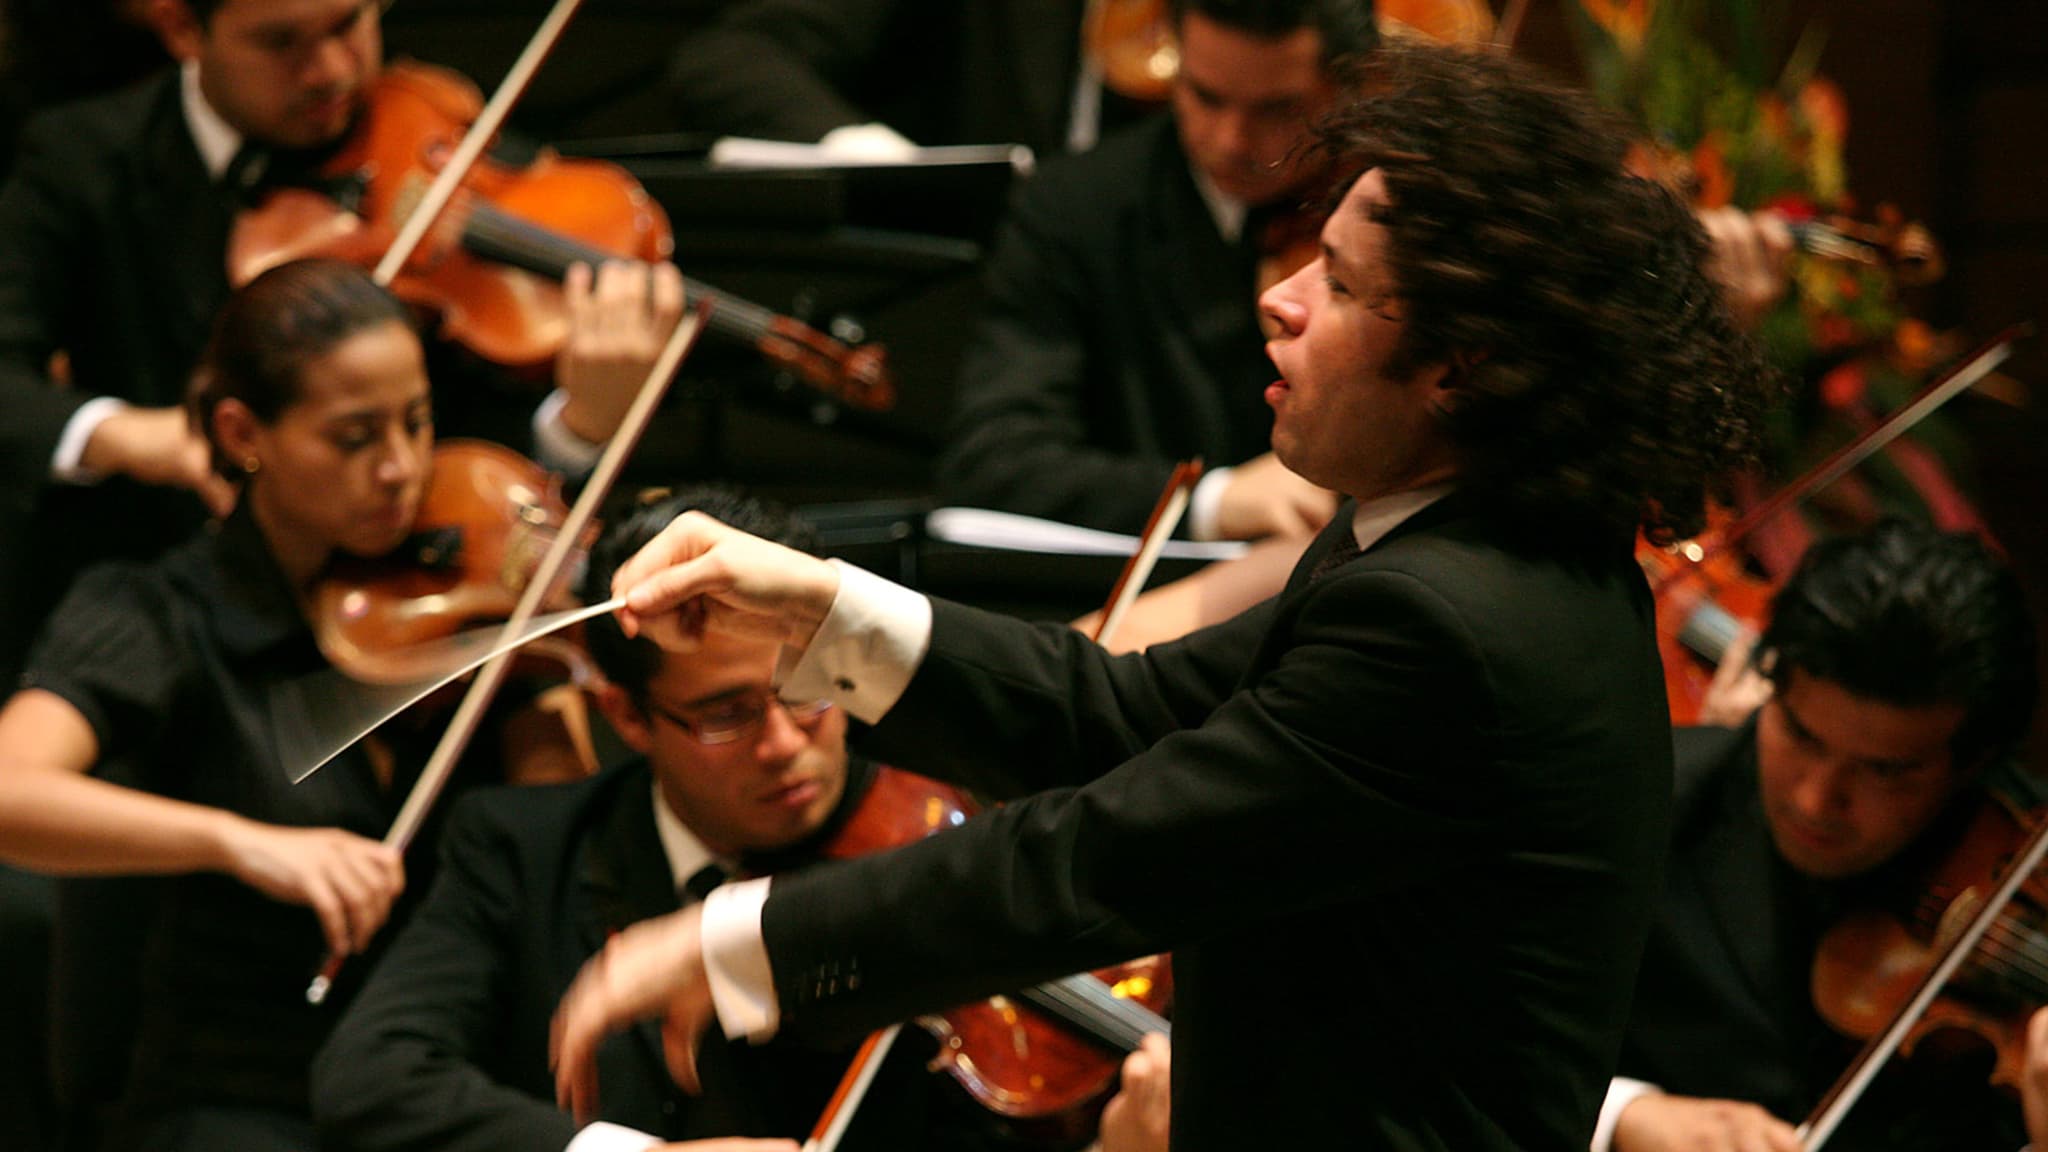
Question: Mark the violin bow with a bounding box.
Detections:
[305,296,712,1003]
[1798,802,2048,1148]
[1651,324,2028,591]
[370,0,585,285]
[796,462,1201,1149]
[1092,459,1204,646]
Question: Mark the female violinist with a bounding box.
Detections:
[0,0,694,685]
[0,256,672,1152]
[1606,519,2039,1152]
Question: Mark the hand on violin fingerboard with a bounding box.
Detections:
[555,260,687,445]
[1696,628,1774,728]
[1698,208,1796,330]
[1099,1033,1172,1152]
[1610,1092,1801,1152]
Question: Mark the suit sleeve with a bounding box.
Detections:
[932,160,1188,534]
[763,568,1495,1040]
[855,594,1277,800]
[666,0,898,142]
[0,113,94,491]
[312,795,578,1152]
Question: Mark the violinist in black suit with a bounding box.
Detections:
[314,488,1011,1152]
[1601,519,2041,1152]
[550,45,1778,1151]
[931,0,1375,541]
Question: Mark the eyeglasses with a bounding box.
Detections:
[647,693,835,746]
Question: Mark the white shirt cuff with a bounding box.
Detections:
[776,560,931,725]
[702,877,779,1041]
[1593,1077,1662,1152]
[1186,466,1234,542]
[531,389,604,475]
[564,1121,663,1152]
[52,396,131,483]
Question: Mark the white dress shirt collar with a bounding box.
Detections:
[1190,164,1248,244]
[649,779,726,894]
[180,59,243,181]
[1350,483,1455,551]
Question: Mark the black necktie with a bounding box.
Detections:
[682,862,728,904]
[1309,528,1362,582]
[221,144,270,205]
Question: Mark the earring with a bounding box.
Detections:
[242,456,260,476]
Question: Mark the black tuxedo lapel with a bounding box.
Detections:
[1139,130,1264,452]
[135,83,235,395]
[1281,502,1363,600]
[1681,732,1809,1049]
[575,775,695,1110]
[577,773,768,1137]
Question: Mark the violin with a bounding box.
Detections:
[1083,0,1178,104]
[818,767,1174,1142]
[1799,768,2048,1147]
[314,439,594,686]
[230,60,894,410]
[1811,781,2048,1092]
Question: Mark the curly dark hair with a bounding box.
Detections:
[1312,44,1778,542]
[1759,519,2036,770]
[580,486,820,703]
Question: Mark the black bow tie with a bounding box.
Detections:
[220,144,270,203]
[682,862,728,904]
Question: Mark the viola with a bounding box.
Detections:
[817,767,1173,1142]
[229,60,893,410]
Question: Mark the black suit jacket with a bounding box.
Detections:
[932,115,1276,534]
[0,71,232,676]
[1619,724,2025,1149]
[313,759,1003,1152]
[759,496,1674,1150]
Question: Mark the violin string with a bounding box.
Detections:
[1019,979,1149,1051]
[1017,974,1165,1052]
[1975,914,2048,995]
[1959,917,2048,1003]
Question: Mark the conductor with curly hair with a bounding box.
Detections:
[550,43,1779,1152]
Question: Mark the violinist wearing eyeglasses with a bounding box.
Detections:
[312,488,1026,1152]
[1604,518,2045,1152]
